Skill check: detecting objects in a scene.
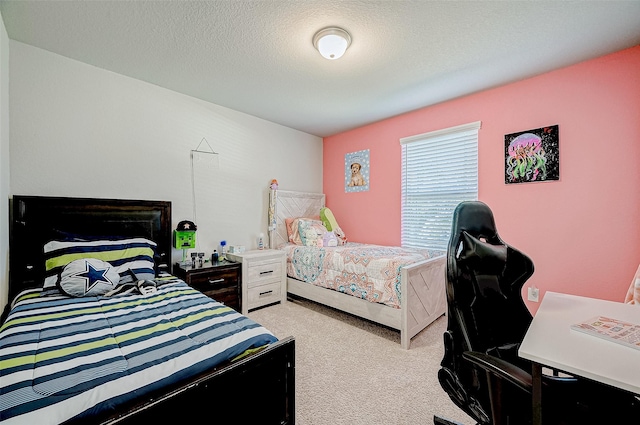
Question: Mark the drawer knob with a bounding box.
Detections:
[259,290,273,297]
[259,270,274,275]
[209,278,225,284]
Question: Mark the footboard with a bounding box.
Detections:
[94,336,296,425]
[400,255,447,349]
[288,254,446,350]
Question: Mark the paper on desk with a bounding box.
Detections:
[570,316,640,351]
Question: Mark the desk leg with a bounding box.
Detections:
[532,362,542,425]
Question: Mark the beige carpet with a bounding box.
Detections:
[248,296,476,425]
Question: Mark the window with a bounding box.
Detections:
[400,121,480,251]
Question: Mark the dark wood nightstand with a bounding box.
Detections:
[173,261,242,312]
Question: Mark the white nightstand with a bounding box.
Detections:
[226,249,286,314]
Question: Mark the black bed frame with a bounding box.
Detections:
[7,195,295,425]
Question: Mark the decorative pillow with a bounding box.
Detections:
[58,258,120,297]
[286,217,320,245]
[320,207,347,245]
[298,219,327,246]
[43,237,157,291]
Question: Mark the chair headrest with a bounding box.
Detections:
[448,202,500,251]
[458,231,508,275]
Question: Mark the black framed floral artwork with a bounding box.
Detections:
[505,125,559,184]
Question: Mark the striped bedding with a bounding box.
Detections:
[0,277,278,424]
[282,242,444,308]
[42,237,159,294]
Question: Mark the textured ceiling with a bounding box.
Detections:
[1,0,640,137]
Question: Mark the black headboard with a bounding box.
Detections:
[9,195,172,302]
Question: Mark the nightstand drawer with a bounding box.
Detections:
[201,286,239,310]
[246,260,283,286]
[188,269,239,291]
[173,261,241,312]
[247,281,282,308]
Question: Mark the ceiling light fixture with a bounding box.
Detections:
[313,27,352,60]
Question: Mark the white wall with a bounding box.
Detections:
[0,15,9,310]
[7,41,322,295]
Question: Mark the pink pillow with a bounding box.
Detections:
[285,218,296,242]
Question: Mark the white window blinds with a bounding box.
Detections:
[400,121,480,251]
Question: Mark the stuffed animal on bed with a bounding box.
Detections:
[303,227,317,246]
[320,207,347,245]
[323,231,338,247]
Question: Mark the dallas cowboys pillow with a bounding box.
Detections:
[43,237,157,294]
[58,258,120,297]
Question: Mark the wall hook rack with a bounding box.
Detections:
[191,137,218,156]
[190,137,219,230]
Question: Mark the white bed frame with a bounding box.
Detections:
[268,189,447,349]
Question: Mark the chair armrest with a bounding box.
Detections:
[462,351,532,393]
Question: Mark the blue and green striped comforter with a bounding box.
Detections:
[0,278,278,424]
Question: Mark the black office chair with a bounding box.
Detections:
[434,201,639,425]
[433,201,574,425]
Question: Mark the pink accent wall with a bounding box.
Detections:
[323,46,640,313]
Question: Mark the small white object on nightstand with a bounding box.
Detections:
[226,249,286,314]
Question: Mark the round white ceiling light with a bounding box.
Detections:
[313,27,352,60]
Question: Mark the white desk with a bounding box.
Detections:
[519,291,640,425]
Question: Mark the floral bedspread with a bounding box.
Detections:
[281,242,444,309]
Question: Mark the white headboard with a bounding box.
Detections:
[269,190,325,249]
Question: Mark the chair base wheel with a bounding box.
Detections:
[433,415,466,425]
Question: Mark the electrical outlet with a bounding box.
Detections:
[528,287,539,302]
